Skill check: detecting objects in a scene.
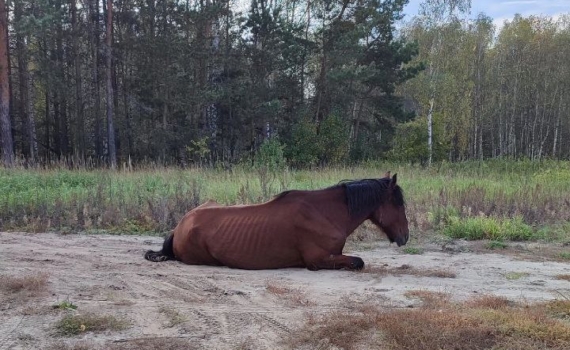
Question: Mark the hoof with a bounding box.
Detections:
[350,257,365,270]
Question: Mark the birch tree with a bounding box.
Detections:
[419,0,470,165]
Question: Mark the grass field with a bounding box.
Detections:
[1,160,570,241]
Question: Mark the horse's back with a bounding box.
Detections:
[173,200,307,269]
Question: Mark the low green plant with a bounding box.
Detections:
[442,216,536,241]
[559,252,570,260]
[55,313,127,336]
[53,300,77,310]
[485,241,508,250]
[504,272,530,280]
[402,247,423,255]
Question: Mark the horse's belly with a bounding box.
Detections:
[209,230,303,269]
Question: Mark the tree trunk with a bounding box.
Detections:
[0,0,14,167]
[71,0,85,162]
[55,0,69,159]
[106,0,116,169]
[426,34,442,166]
[90,0,103,160]
[15,1,37,163]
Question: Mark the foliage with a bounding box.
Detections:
[53,301,78,310]
[55,313,127,336]
[400,13,570,161]
[317,114,350,165]
[2,0,420,168]
[254,138,286,175]
[402,246,424,255]
[560,253,570,261]
[254,138,287,199]
[286,116,320,168]
[485,241,507,250]
[389,114,450,163]
[2,161,570,239]
[442,215,536,241]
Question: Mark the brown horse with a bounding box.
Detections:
[145,172,409,270]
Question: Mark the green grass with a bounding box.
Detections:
[55,313,127,336]
[402,246,424,255]
[2,160,570,240]
[486,241,508,250]
[442,216,538,241]
[504,272,530,280]
[559,252,570,260]
[53,301,78,310]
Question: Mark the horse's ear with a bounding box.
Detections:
[390,173,398,188]
[383,171,391,179]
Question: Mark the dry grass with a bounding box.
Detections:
[285,295,570,350]
[45,342,93,350]
[544,299,570,320]
[362,264,456,279]
[286,310,385,350]
[265,281,291,295]
[55,312,128,336]
[466,294,513,309]
[159,307,187,328]
[107,338,200,350]
[555,274,570,281]
[47,338,198,350]
[0,272,49,295]
[265,281,312,306]
[404,290,451,308]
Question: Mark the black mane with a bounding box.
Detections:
[272,178,404,218]
[334,178,405,218]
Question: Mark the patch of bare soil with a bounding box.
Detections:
[1,232,569,350]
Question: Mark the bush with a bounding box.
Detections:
[254,138,287,199]
[317,113,350,165]
[389,114,450,164]
[285,113,349,167]
[442,216,536,241]
[286,116,320,167]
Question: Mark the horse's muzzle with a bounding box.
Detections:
[395,232,409,247]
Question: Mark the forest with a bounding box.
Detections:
[0,0,569,168]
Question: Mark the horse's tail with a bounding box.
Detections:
[145,232,175,262]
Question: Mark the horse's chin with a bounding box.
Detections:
[388,236,407,247]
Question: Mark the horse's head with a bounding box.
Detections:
[369,172,409,247]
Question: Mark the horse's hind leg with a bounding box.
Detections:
[304,254,364,271]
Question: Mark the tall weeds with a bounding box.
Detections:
[2,160,570,237]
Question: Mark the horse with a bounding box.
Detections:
[144,172,409,271]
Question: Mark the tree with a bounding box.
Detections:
[0,0,13,167]
[418,0,470,165]
[106,0,116,169]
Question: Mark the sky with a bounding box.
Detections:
[403,0,570,28]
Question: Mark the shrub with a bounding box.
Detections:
[55,313,127,336]
[254,138,287,199]
[285,116,320,167]
[442,216,536,241]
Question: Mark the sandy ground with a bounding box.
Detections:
[1,232,569,350]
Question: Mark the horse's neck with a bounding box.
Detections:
[308,187,368,237]
[345,211,370,237]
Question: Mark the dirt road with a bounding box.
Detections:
[1,232,569,349]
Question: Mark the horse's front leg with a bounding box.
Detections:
[304,254,365,271]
